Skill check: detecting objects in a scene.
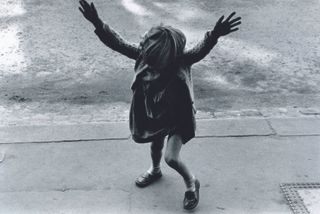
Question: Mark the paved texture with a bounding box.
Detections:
[2,116,320,144]
[1,0,320,124]
[0,117,319,213]
[268,118,320,136]
[0,122,130,144]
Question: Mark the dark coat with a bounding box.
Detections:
[94,23,219,143]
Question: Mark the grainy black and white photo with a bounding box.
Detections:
[0,0,320,213]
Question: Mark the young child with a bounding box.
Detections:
[79,0,241,210]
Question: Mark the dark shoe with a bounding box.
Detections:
[135,171,162,188]
[183,179,200,210]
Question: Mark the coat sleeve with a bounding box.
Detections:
[94,23,140,60]
[182,31,219,65]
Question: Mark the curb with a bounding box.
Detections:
[1,117,320,144]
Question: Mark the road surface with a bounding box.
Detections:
[1,0,320,124]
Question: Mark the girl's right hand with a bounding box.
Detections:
[79,0,102,28]
[212,12,241,38]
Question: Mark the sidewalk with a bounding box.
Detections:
[0,116,320,213]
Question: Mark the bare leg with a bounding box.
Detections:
[148,137,165,174]
[135,137,165,187]
[164,134,195,191]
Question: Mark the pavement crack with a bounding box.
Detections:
[0,137,131,145]
[116,187,131,193]
[195,134,275,138]
[128,185,134,213]
[0,152,6,163]
[2,187,101,193]
[265,119,277,135]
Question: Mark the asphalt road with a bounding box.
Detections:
[1,0,320,122]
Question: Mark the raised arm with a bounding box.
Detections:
[183,12,241,65]
[79,0,139,60]
[182,31,219,65]
[94,22,140,60]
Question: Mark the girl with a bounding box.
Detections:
[79,0,241,210]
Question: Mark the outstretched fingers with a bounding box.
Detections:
[91,2,97,13]
[230,28,239,33]
[228,15,241,32]
[230,21,241,28]
[213,12,241,36]
[78,7,85,15]
[229,16,241,24]
[79,0,90,11]
[225,12,236,22]
[217,15,224,24]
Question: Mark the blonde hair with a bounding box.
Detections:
[140,25,186,69]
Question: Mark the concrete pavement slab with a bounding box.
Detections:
[1,136,319,213]
[0,139,136,192]
[0,118,275,144]
[0,122,130,144]
[3,117,320,144]
[196,118,274,137]
[269,117,320,136]
[0,190,129,214]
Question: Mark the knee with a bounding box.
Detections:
[164,153,179,168]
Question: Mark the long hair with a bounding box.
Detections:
[140,25,186,69]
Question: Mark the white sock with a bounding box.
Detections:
[184,175,196,192]
[147,165,161,175]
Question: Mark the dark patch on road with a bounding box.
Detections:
[9,95,32,103]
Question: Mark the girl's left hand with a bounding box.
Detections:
[212,12,241,37]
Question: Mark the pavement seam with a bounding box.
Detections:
[128,184,133,213]
[2,134,320,145]
[0,137,131,145]
[0,188,112,193]
[277,134,320,137]
[195,134,275,138]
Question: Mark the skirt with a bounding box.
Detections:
[129,76,195,144]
